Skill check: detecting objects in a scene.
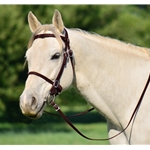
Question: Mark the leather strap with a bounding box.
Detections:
[28,71,62,96]
[49,73,150,141]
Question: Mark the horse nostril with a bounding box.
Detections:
[31,96,37,109]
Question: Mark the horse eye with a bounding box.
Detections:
[51,52,60,60]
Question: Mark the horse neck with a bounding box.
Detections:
[68,29,150,127]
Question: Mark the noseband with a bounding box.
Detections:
[28,29,74,101]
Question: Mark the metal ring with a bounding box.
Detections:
[53,80,59,88]
[46,92,55,105]
[68,49,73,57]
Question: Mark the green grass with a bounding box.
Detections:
[0,123,109,145]
[0,104,109,145]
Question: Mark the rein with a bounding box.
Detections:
[28,28,150,141]
[47,73,150,141]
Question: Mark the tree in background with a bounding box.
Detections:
[0,5,150,122]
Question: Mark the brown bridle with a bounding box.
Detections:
[28,29,74,97]
[28,28,150,141]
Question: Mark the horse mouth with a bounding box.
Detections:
[21,101,47,119]
[28,114,41,119]
[27,110,43,119]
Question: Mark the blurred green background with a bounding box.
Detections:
[0,5,150,144]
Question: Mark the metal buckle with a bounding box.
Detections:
[64,51,69,58]
[53,80,59,88]
[45,93,60,111]
[52,103,60,111]
[68,49,73,57]
[45,92,56,105]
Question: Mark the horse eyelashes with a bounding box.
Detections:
[51,52,60,60]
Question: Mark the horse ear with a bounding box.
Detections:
[28,11,41,33]
[52,9,64,33]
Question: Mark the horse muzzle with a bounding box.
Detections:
[20,91,46,119]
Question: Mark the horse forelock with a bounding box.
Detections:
[27,24,64,49]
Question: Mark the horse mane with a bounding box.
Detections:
[71,28,150,58]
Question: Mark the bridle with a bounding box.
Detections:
[27,28,150,141]
[28,29,74,98]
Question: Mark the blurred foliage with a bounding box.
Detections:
[0,5,150,123]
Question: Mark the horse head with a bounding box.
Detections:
[20,10,74,119]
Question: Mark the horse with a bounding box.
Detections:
[20,9,150,144]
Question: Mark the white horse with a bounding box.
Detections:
[20,10,150,144]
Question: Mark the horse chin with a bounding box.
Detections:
[20,101,46,120]
[27,110,43,120]
[28,115,42,120]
